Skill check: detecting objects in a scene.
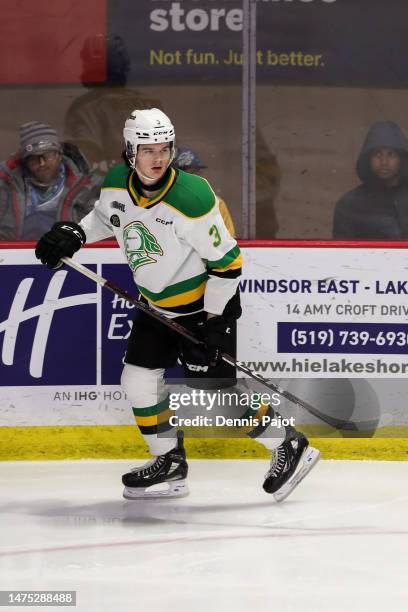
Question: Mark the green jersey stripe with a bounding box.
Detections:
[137,272,208,301]
[207,245,241,269]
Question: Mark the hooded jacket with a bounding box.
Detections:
[0,142,102,240]
[332,122,408,239]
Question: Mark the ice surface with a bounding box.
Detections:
[0,459,407,611]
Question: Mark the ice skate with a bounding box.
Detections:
[122,432,189,500]
[263,430,320,502]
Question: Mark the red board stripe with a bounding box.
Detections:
[2,240,408,250]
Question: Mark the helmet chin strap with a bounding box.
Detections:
[134,166,161,186]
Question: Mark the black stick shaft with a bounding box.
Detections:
[61,257,339,428]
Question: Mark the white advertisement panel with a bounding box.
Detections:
[1,246,408,430]
[240,247,408,378]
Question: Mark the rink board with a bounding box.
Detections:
[1,242,408,460]
[0,425,407,461]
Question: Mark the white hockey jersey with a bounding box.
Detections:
[79,165,242,316]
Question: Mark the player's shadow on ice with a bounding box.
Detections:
[3,500,394,538]
[1,498,296,531]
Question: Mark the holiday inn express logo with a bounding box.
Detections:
[0,266,99,385]
[0,272,96,378]
[0,263,137,386]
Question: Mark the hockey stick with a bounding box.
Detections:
[61,256,341,427]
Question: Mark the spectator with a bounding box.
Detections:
[173,147,236,237]
[0,121,101,240]
[333,121,408,239]
[65,34,163,175]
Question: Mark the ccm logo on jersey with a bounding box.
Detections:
[185,363,209,372]
[155,218,173,225]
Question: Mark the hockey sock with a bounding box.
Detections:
[237,400,286,450]
[206,382,287,451]
[132,396,177,456]
[121,364,177,456]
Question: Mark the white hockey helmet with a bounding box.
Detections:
[123,108,175,162]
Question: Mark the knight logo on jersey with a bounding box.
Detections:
[123,221,163,270]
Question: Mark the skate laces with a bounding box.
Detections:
[132,455,166,477]
[265,445,288,478]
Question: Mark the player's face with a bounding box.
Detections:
[136,143,171,180]
[26,150,62,185]
[370,147,401,183]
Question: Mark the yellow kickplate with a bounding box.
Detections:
[0,425,407,461]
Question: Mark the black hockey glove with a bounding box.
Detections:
[35,222,86,269]
[201,291,241,366]
[202,315,233,367]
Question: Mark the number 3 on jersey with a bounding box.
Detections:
[209,224,221,247]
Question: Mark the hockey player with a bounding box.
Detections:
[35,108,319,501]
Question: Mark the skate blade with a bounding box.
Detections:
[273,447,320,503]
[123,479,189,500]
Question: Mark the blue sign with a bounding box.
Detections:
[0,265,98,385]
[0,262,187,387]
[109,0,408,87]
[0,263,136,386]
[278,322,408,355]
[101,263,137,384]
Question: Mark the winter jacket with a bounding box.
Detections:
[0,142,102,240]
[333,122,408,239]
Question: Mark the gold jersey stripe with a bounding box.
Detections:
[140,280,207,308]
[212,253,243,273]
[101,187,128,191]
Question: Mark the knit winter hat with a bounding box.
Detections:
[19,121,61,158]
